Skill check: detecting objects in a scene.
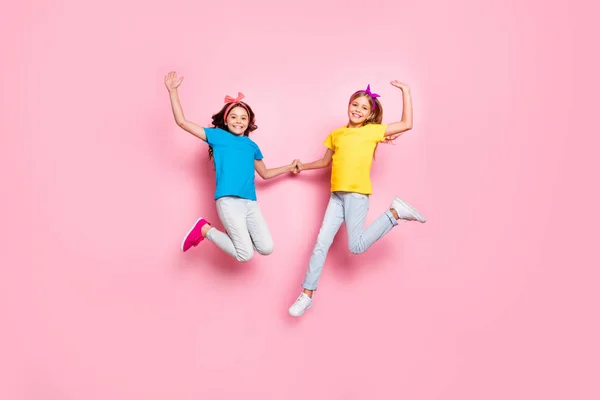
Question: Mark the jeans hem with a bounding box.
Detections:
[205,227,216,241]
[386,210,399,226]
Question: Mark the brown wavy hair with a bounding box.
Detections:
[208,101,258,160]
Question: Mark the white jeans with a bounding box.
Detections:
[206,197,274,262]
[302,192,398,290]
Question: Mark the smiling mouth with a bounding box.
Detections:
[352,113,362,118]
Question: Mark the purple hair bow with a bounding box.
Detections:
[364,84,380,99]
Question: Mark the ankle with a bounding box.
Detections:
[390,208,399,220]
[201,223,212,237]
[303,289,314,298]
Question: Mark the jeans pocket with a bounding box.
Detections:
[349,192,368,200]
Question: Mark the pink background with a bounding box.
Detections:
[2,0,599,399]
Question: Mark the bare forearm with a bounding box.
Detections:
[301,159,329,171]
[169,89,186,126]
[400,89,413,129]
[264,164,295,179]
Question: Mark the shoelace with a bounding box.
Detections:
[296,294,309,306]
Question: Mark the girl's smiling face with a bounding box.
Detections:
[347,95,372,127]
[226,106,249,135]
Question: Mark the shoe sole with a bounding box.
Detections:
[288,304,312,317]
[394,197,426,223]
[181,217,204,252]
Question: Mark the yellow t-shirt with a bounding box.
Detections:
[324,123,387,195]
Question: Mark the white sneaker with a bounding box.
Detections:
[391,197,426,223]
[288,292,313,317]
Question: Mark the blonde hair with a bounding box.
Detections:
[348,91,385,159]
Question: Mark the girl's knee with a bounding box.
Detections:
[349,241,365,255]
[257,242,274,256]
[235,248,254,262]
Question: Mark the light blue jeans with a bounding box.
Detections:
[206,197,274,262]
[302,191,398,290]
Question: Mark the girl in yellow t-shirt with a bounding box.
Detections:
[288,81,426,317]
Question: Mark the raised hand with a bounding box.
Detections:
[165,71,184,92]
[390,80,410,92]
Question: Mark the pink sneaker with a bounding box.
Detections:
[181,217,210,252]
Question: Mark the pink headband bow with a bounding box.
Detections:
[223,92,249,123]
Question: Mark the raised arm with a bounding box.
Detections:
[165,71,207,141]
[297,148,333,172]
[384,80,413,140]
[255,159,299,180]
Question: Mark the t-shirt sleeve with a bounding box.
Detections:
[203,127,219,145]
[254,143,264,160]
[323,133,334,150]
[369,124,388,143]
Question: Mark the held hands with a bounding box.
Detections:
[165,71,184,92]
[291,159,303,174]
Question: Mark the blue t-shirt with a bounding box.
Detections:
[204,127,263,201]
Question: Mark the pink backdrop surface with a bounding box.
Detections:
[1,0,599,399]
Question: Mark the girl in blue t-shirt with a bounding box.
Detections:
[165,71,298,262]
